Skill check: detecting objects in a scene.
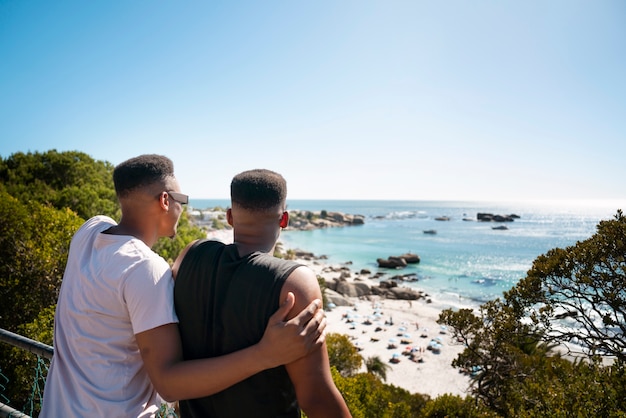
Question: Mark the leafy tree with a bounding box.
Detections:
[331,369,428,418]
[326,332,363,377]
[365,356,391,382]
[439,210,626,416]
[0,150,118,219]
[0,192,82,411]
[514,209,626,361]
[0,190,83,332]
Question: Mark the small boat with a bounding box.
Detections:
[423,229,437,234]
[434,216,450,221]
[492,225,508,230]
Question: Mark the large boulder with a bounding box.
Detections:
[377,256,408,268]
[387,287,421,300]
[348,215,365,225]
[336,281,372,298]
[324,289,352,307]
[397,253,420,264]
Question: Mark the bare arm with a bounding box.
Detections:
[282,267,352,418]
[137,289,326,402]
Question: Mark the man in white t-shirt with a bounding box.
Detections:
[40,154,326,417]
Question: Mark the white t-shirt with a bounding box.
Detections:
[40,216,178,418]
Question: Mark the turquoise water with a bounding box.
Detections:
[190,199,624,308]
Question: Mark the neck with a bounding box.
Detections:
[232,226,279,257]
[107,217,158,248]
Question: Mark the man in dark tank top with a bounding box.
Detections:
[173,169,352,418]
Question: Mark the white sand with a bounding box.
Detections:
[205,228,472,398]
[304,261,472,399]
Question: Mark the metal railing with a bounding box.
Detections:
[0,328,54,418]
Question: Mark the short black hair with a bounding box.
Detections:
[113,154,174,197]
[231,169,286,211]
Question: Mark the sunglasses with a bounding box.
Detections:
[166,191,189,205]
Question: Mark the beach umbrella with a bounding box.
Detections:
[327,302,337,309]
[398,326,407,332]
[388,338,398,344]
[429,342,442,352]
[392,353,401,358]
[403,333,412,338]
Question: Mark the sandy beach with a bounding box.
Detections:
[305,259,472,399]
[206,228,473,399]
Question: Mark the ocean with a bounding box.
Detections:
[189,199,625,309]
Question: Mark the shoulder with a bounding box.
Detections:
[76,215,116,236]
[172,239,225,278]
[281,265,321,318]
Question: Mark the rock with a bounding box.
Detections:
[324,289,352,307]
[286,210,366,231]
[293,249,315,258]
[390,273,418,282]
[351,215,365,225]
[376,253,420,268]
[377,256,408,268]
[397,253,420,264]
[379,280,398,289]
[324,278,338,291]
[339,271,351,280]
[387,287,421,300]
[477,212,517,222]
[336,281,372,298]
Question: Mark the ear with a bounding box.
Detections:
[158,191,170,212]
[226,208,234,227]
[279,211,289,228]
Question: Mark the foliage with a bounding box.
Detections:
[0,191,81,411]
[326,333,363,377]
[420,393,497,418]
[365,356,391,381]
[0,190,83,332]
[500,358,626,417]
[516,209,626,361]
[153,210,207,264]
[4,306,56,415]
[439,210,626,416]
[0,150,118,219]
[331,368,428,418]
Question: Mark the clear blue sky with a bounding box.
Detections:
[1,1,624,201]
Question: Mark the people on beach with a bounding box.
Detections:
[40,155,326,418]
[173,168,352,418]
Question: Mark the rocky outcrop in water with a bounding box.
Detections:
[287,210,365,230]
[377,252,420,268]
[477,212,520,222]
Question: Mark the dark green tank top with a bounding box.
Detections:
[174,239,302,418]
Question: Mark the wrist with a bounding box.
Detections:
[251,341,278,371]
